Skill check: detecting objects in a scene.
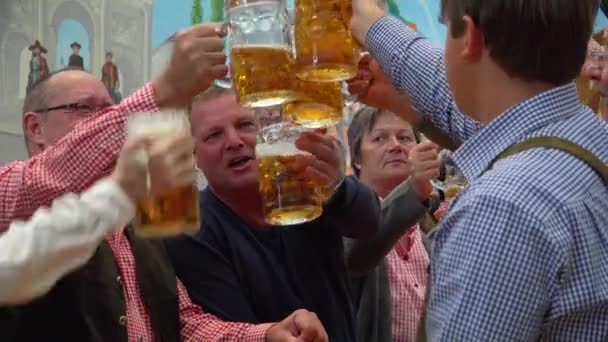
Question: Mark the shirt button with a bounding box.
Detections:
[119,315,127,326]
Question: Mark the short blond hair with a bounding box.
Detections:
[190,85,233,108]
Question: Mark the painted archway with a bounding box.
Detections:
[48,0,96,71]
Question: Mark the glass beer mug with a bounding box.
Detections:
[283,79,344,128]
[256,118,324,225]
[227,0,298,108]
[282,8,345,128]
[127,112,201,238]
[294,0,359,82]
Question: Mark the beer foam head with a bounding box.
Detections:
[230,44,290,52]
[127,110,190,138]
[256,142,307,157]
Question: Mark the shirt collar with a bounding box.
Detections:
[452,83,582,181]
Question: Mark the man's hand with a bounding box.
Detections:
[347,54,419,123]
[580,39,603,81]
[152,23,227,108]
[266,309,329,342]
[146,132,196,196]
[350,0,386,46]
[295,130,345,197]
[111,132,195,203]
[408,141,441,201]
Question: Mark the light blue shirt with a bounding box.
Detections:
[367,16,608,341]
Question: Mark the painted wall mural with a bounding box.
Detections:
[1,0,607,156]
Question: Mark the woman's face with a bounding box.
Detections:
[358,112,417,191]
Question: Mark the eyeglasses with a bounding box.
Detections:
[34,103,107,116]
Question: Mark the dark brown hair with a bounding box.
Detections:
[347,106,420,177]
[440,0,599,86]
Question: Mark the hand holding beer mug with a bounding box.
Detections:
[294,129,346,201]
[228,0,298,108]
[294,0,360,81]
[127,112,200,238]
[112,134,193,204]
[256,122,346,228]
[153,23,227,108]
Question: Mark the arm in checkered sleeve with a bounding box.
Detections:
[176,279,272,341]
[0,84,158,231]
[177,279,329,341]
[427,194,559,341]
[355,13,481,143]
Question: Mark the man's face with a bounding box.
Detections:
[33,47,40,55]
[190,94,258,194]
[72,46,80,55]
[25,71,113,153]
[358,112,416,190]
[106,55,112,63]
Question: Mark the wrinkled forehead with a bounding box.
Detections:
[191,94,254,130]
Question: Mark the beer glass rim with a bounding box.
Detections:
[227,0,282,9]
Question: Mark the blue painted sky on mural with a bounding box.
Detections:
[56,19,90,70]
[150,0,608,49]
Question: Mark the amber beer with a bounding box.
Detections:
[230,44,298,108]
[283,79,344,128]
[127,112,200,238]
[294,0,359,81]
[257,142,324,226]
[228,0,297,107]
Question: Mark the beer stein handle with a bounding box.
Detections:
[214,1,232,89]
[322,137,347,202]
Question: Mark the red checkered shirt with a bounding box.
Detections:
[0,84,158,231]
[385,225,429,342]
[106,229,271,341]
[0,84,272,340]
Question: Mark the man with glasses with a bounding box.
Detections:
[1,23,225,229]
[0,23,328,341]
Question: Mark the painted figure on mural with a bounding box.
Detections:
[26,40,50,94]
[68,42,84,69]
[102,51,122,104]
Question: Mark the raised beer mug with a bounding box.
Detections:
[127,112,201,238]
[294,0,359,82]
[256,118,324,225]
[227,0,298,108]
[282,7,345,129]
[282,79,344,128]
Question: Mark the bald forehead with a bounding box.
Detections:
[46,70,99,91]
[45,70,110,106]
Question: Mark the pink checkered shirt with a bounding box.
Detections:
[385,225,429,342]
[106,230,271,341]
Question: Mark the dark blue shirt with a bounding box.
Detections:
[166,177,380,342]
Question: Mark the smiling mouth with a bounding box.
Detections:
[228,156,254,168]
